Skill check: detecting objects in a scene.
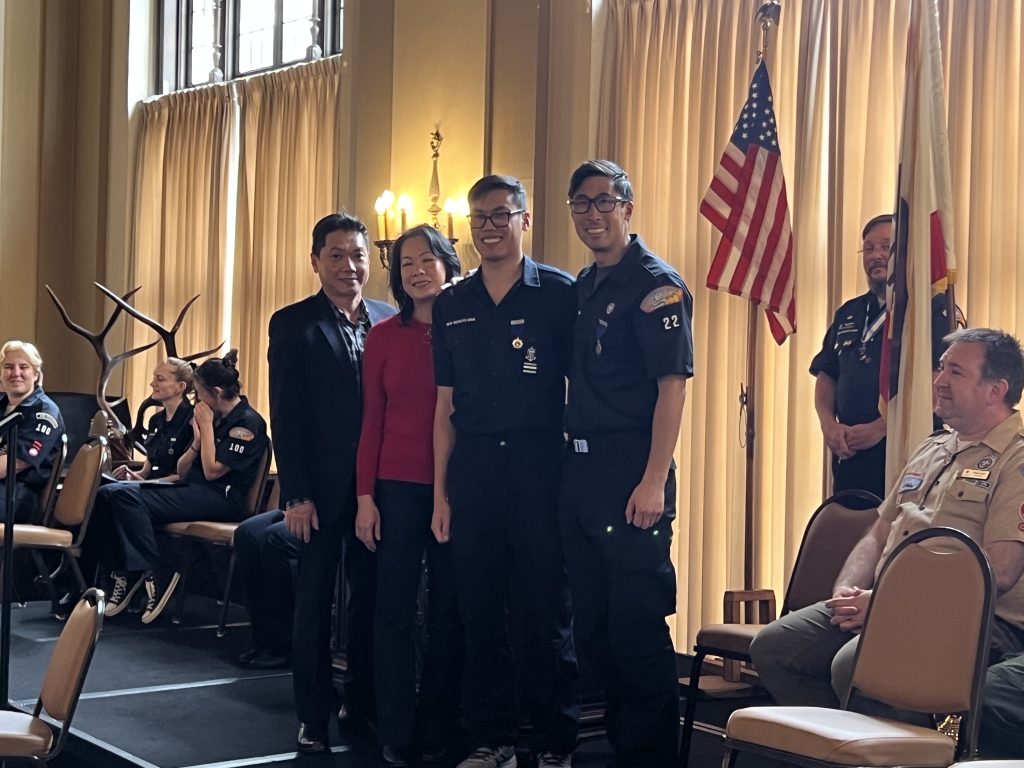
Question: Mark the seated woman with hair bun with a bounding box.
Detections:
[85,349,268,624]
[113,357,195,481]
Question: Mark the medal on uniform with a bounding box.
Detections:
[512,337,523,349]
[859,298,886,364]
[606,302,615,315]
[596,318,608,356]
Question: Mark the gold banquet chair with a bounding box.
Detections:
[679,489,881,767]
[949,763,1024,767]
[721,526,994,768]
[164,445,272,634]
[0,438,108,617]
[35,435,68,525]
[0,588,104,765]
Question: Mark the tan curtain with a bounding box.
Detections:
[127,85,236,415]
[598,0,1024,648]
[233,56,346,427]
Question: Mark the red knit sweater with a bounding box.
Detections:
[356,315,436,495]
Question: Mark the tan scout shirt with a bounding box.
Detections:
[877,410,1024,629]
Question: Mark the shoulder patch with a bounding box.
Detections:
[640,286,683,313]
[229,427,255,441]
[35,412,59,428]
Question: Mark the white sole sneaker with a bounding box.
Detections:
[141,572,181,624]
[104,574,145,617]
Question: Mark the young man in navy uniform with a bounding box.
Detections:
[811,214,950,500]
[268,213,397,753]
[432,175,579,768]
[559,160,693,768]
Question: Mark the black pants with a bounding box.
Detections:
[291,497,376,726]
[832,439,886,500]
[448,432,579,756]
[373,480,462,751]
[235,510,299,655]
[0,480,39,524]
[560,432,679,768]
[86,482,237,573]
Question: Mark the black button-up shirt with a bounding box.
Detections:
[566,236,694,435]
[432,256,575,435]
[142,401,194,478]
[0,387,65,491]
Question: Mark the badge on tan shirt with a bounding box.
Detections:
[961,468,990,480]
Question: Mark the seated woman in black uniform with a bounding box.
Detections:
[111,358,194,481]
[0,340,65,523]
[87,349,268,623]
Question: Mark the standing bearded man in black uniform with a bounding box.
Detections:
[269,213,397,754]
[432,175,579,768]
[811,214,949,500]
[559,160,693,768]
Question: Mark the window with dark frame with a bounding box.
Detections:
[159,0,345,93]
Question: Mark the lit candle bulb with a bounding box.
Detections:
[397,194,413,233]
[443,198,458,239]
[374,194,388,241]
[380,189,395,240]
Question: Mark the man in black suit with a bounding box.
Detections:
[268,212,397,754]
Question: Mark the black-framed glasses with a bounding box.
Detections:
[467,209,526,229]
[568,195,629,214]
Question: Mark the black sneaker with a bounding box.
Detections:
[140,570,180,624]
[104,572,145,617]
[381,745,413,766]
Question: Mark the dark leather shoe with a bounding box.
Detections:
[296,722,329,754]
[237,648,261,666]
[249,651,290,669]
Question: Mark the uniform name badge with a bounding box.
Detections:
[961,468,991,480]
[596,319,608,355]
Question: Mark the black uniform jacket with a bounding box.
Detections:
[0,387,66,492]
[267,290,396,525]
[142,401,194,479]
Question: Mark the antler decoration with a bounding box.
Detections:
[48,283,225,461]
[93,282,223,362]
[92,282,224,443]
[45,285,159,435]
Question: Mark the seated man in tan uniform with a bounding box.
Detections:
[751,327,1024,747]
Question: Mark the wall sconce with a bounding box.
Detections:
[372,127,463,270]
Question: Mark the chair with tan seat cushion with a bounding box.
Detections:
[0,438,108,616]
[720,526,995,768]
[164,446,272,634]
[0,588,104,764]
[678,489,881,767]
[948,762,1024,767]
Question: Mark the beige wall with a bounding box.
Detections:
[0,0,599,391]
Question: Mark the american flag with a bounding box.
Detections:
[701,61,795,344]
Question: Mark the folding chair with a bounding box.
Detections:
[0,588,104,764]
[679,489,881,766]
[721,526,994,768]
[165,446,272,634]
[0,438,108,617]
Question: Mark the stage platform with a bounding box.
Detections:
[6,597,768,768]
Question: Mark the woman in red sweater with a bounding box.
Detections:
[355,223,463,766]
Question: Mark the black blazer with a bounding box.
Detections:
[267,290,396,525]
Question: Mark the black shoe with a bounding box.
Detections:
[381,745,413,766]
[237,647,262,665]
[140,570,180,624]
[297,722,329,754]
[249,651,290,669]
[337,704,376,746]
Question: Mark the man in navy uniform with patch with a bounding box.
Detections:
[559,160,693,768]
[811,213,951,500]
[0,340,65,524]
[432,174,579,768]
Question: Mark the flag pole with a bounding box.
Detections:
[740,0,781,591]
